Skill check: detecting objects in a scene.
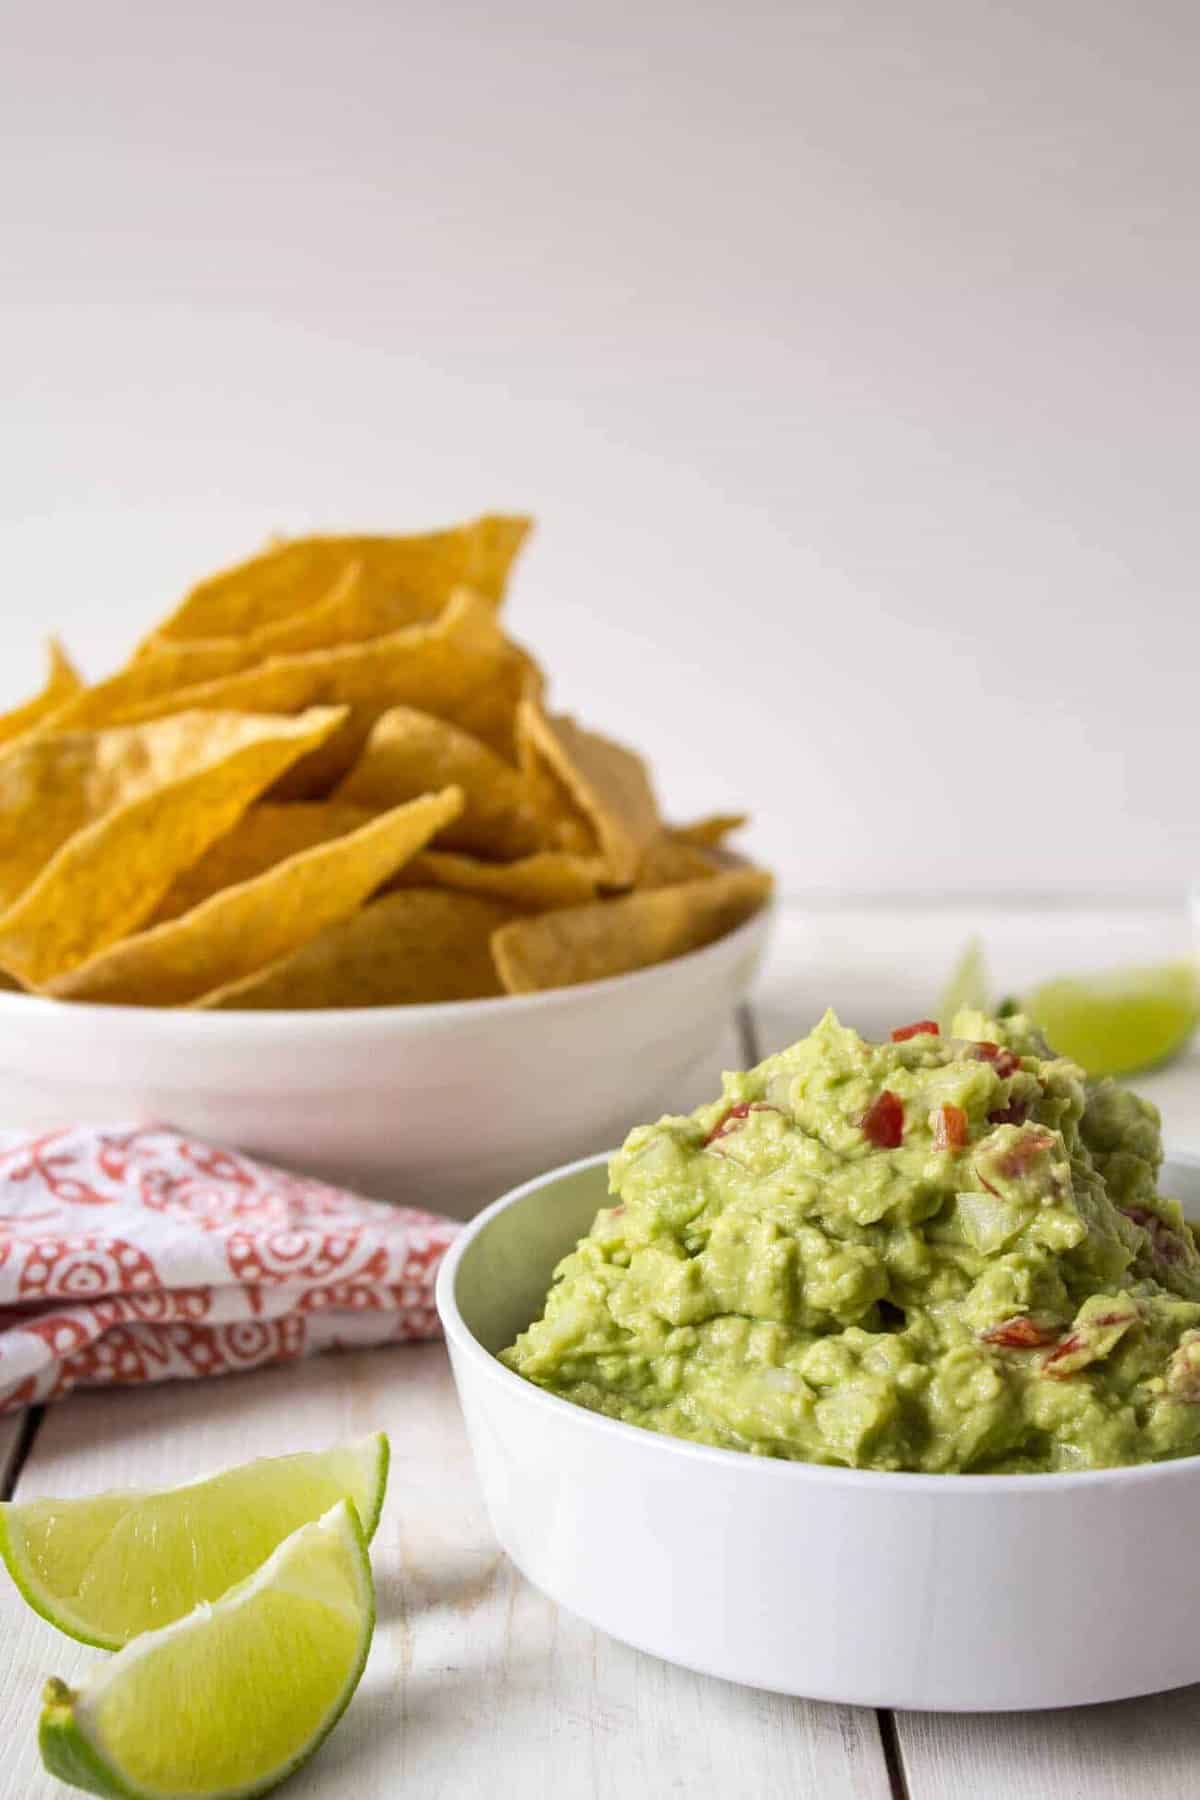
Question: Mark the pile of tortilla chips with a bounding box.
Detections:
[0,515,772,1007]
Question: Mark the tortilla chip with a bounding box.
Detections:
[195,888,511,1009]
[0,708,352,913]
[213,559,412,661]
[152,802,377,924]
[136,554,474,671]
[59,553,493,734]
[44,638,264,734]
[635,834,722,889]
[0,640,82,747]
[335,706,543,859]
[516,701,659,886]
[48,788,463,1006]
[147,514,532,645]
[491,866,773,994]
[396,848,602,911]
[514,710,601,859]
[671,813,748,849]
[112,591,533,775]
[0,708,348,986]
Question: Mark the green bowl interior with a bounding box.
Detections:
[455,1159,609,1353]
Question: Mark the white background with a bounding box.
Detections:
[2,0,1196,900]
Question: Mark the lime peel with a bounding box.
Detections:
[0,1432,388,1650]
[39,1500,374,1800]
[1023,961,1200,1078]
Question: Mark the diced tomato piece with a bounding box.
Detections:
[861,1090,904,1149]
[1122,1205,1187,1266]
[891,1019,939,1042]
[972,1041,1020,1078]
[1040,1301,1140,1377]
[703,1101,777,1146]
[704,1102,751,1145]
[995,1129,1057,1177]
[987,1101,1028,1127]
[980,1317,1061,1349]
[1040,1333,1084,1375]
[933,1103,968,1151]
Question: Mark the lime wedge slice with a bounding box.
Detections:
[39,1499,373,1800]
[0,1433,387,1650]
[1024,962,1200,1077]
[938,937,992,1032]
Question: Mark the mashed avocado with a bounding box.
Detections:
[502,1011,1200,1473]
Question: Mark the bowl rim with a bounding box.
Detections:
[437,1145,1200,1496]
[0,895,773,1030]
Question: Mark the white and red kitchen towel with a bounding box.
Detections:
[0,1126,460,1412]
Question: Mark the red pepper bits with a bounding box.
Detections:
[891,1019,940,1042]
[971,1041,1020,1079]
[933,1103,968,1151]
[1040,1301,1141,1378]
[980,1317,1061,1349]
[704,1101,751,1145]
[994,1129,1057,1178]
[861,1090,904,1149]
[1122,1204,1188,1267]
[987,1101,1028,1127]
[703,1101,778,1146]
[1040,1333,1086,1377]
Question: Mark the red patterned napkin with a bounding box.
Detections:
[0,1126,460,1412]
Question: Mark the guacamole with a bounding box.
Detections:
[502,1011,1200,1473]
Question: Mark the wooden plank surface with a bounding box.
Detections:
[0,1015,892,1799]
[0,1348,891,1800]
[3,915,1200,1798]
[894,1688,1200,1800]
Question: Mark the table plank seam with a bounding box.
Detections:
[2,1408,41,1500]
[877,1705,912,1800]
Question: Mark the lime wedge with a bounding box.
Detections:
[938,937,992,1032]
[40,1499,373,1800]
[0,1433,387,1650]
[1023,962,1200,1077]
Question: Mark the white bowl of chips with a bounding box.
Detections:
[0,901,771,1213]
[0,514,773,1211]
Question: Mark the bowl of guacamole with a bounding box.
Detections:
[438,1013,1200,1708]
[502,1009,1200,1473]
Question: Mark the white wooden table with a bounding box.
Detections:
[1,903,1197,1799]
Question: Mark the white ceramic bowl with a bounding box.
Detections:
[439,1147,1200,1711]
[0,905,770,1218]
